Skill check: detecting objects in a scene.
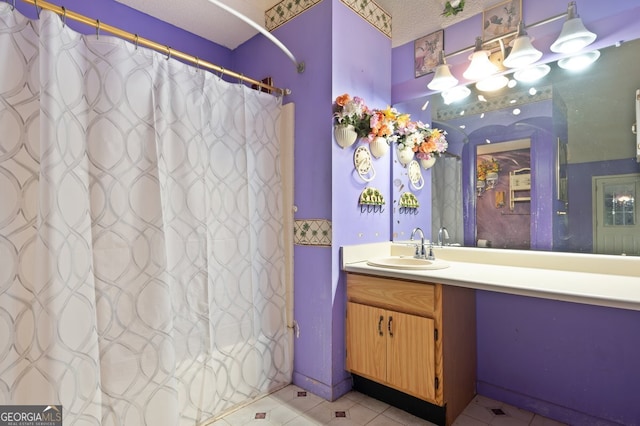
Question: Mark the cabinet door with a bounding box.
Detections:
[386,311,436,401]
[346,302,386,381]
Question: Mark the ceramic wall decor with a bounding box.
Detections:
[353,146,376,182]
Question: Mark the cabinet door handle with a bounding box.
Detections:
[378,315,384,336]
[388,316,393,337]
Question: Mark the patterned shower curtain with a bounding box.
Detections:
[0,5,291,425]
[431,156,463,245]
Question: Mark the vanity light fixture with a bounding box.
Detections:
[557,50,600,70]
[550,1,597,53]
[442,85,471,105]
[503,21,543,69]
[475,75,509,92]
[463,37,498,81]
[427,50,459,91]
[513,64,551,82]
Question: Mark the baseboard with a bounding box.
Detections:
[292,371,353,401]
[477,381,621,426]
[352,375,446,426]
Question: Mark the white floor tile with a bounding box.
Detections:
[453,414,489,426]
[530,414,568,426]
[214,384,553,426]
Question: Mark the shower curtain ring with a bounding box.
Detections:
[61,6,66,27]
[95,19,100,39]
[11,0,15,11]
[166,46,171,60]
[33,0,40,18]
[133,34,139,50]
[195,56,200,71]
[218,67,225,79]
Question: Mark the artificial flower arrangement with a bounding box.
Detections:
[477,158,501,181]
[333,93,371,138]
[332,93,448,164]
[395,121,448,162]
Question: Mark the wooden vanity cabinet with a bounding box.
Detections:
[345,273,476,426]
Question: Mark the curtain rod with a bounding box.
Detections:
[18,0,291,96]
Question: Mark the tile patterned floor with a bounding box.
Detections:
[208,384,567,426]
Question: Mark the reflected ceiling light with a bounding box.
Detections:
[442,85,471,105]
[550,1,597,53]
[557,50,600,70]
[463,37,498,81]
[513,108,521,115]
[529,87,538,95]
[421,100,430,110]
[478,95,487,102]
[507,79,517,88]
[475,75,509,92]
[427,50,459,91]
[503,21,543,68]
[513,64,551,82]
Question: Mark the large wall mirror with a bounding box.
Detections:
[393,37,640,256]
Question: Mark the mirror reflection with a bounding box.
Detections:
[394,38,640,256]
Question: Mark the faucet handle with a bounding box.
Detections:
[427,242,435,261]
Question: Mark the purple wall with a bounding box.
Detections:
[236,0,393,400]
[477,291,640,425]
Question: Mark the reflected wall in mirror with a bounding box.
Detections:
[393,38,640,256]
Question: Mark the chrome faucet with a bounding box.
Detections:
[410,227,426,259]
[437,227,449,247]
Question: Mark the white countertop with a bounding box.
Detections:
[342,242,640,311]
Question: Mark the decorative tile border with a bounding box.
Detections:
[436,85,553,121]
[294,219,332,246]
[340,0,391,38]
[265,0,323,32]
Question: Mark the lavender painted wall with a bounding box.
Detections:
[477,291,640,425]
[236,0,392,400]
[330,0,392,399]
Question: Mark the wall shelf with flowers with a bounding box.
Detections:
[395,121,448,170]
[333,94,370,149]
[334,94,436,160]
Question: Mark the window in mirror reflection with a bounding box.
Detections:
[603,184,635,226]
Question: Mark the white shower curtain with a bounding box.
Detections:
[0,5,291,425]
[431,156,463,245]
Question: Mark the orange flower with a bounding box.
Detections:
[335,94,351,107]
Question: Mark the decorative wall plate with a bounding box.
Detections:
[354,146,375,182]
[408,160,424,190]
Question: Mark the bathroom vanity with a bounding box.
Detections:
[342,241,640,425]
[346,273,475,425]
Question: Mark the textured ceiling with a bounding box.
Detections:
[116,0,508,50]
[375,0,506,47]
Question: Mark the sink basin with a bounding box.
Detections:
[366,256,449,270]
